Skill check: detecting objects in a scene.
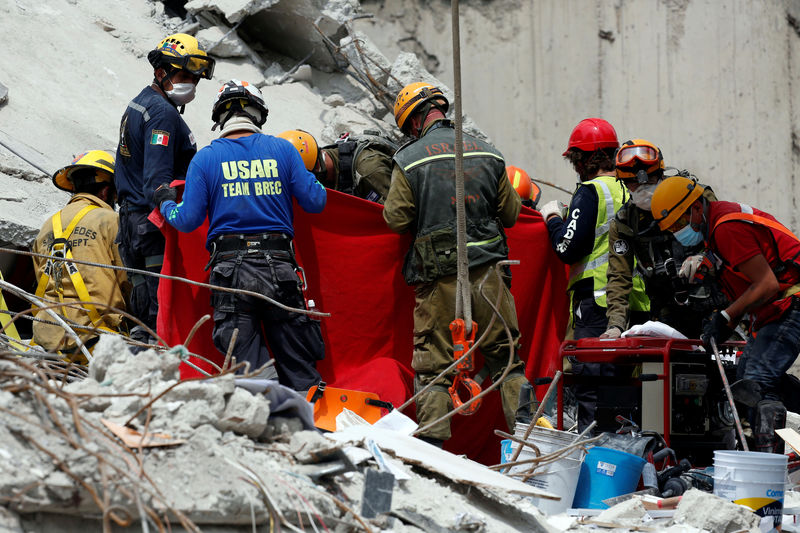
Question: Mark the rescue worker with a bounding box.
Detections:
[652,176,800,453]
[157,80,326,392]
[603,140,724,339]
[32,151,129,361]
[539,119,649,432]
[114,33,215,342]
[507,165,541,210]
[278,129,397,204]
[383,82,530,447]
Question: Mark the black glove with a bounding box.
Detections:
[153,184,178,207]
[701,310,733,351]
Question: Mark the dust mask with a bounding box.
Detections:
[674,224,704,247]
[167,83,196,105]
[631,184,657,211]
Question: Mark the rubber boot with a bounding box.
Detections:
[515,381,538,426]
[754,400,787,454]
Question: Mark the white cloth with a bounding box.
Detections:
[219,115,261,138]
[621,320,687,339]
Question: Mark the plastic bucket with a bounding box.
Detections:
[571,447,647,509]
[506,425,586,514]
[713,450,787,529]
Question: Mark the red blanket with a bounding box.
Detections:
[153,190,569,464]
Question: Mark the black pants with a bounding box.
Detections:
[571,296,611,432]
[209,252,324,391]
[117,207,164,332]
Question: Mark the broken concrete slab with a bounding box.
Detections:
[215,386,270,438]
[596,496,648,525]
[290,429,341,463]
[669,488,760,532]
[340,30,392,86]
[327,425,560,499]
[196,26,249,58]
[185,0,280,24]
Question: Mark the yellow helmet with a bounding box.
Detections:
[277,130,319,171]
[393,82,449,132]
[651,176,705,231]
[52,150,115,192]
[148,33,215,79]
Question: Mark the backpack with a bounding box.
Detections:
[323,130,399,195]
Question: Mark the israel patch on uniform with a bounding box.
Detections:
[613,240,629,255]
[151,130,170,146]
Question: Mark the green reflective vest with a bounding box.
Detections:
[568,175,649,310]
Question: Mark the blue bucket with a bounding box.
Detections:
[572,446,647,509]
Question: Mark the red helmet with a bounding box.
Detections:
[562,118,619,156]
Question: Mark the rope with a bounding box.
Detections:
[451,0,472,331]
[0,246,329,318]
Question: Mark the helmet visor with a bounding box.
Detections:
[616,144,659,166]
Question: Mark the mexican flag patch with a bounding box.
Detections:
[151,130,170,146]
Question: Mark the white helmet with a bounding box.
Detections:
[211,79,268,129]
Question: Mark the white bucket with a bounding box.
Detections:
[713,450,787,529]
[508,424,585,514]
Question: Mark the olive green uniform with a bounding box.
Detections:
[383,119,527,441]
[606,187,724,337]
[321,144,392,204]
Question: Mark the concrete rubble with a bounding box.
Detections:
[0,334,556,532]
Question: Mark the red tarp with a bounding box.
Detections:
[152,189,569,465]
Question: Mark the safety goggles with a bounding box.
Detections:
[164,53,216,79]
[616,144,660,166]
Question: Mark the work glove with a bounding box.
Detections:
[679,253,715,283]
[153,184,178,208]
[600,326,622,339]
[540,200,566,221]
[701,310,733,351]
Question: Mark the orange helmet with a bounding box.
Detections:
[615,139,664,182]
[393,82,449,132]
[651,176,705,231]
[506,165,532,199]
[563,118,619,156]
[277,130,319,171]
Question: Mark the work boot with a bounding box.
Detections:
[515,381,538,426]
[754,400,787,454]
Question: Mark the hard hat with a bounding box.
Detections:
[506,165,533,200]
[651,176,705,231]
[562,118,619,156]
[52,150,115,192]
[211,79,269,128]
[278,130,319,171]
[147,33,215,79]
[394,82,449,132]
[615,139,665,182]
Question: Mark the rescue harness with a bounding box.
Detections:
[33,205,111,332]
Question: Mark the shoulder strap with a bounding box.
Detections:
[34,205,107,329]
[713,211,800,243]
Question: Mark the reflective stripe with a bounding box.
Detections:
[402,151,505,172]
[34,205,107,329]
[594,179,615,237]
[128,100,151,122]
[145,254,164,269]
[569,253,609,281]
[466,235,502,247]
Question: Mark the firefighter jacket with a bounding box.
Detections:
[606,186,719,333]
[383,120,520,285]
[562,174,649,309]
[31,193,129,352]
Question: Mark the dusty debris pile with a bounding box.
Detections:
[0,335,556,532]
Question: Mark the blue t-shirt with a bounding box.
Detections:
[160,133,326,247]
[115,86,197,210]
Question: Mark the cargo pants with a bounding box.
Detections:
[412,262,528,441]
[209,252,324,392]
